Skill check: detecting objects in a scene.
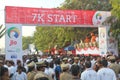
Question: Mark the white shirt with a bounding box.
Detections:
[81,68,98,80]
[8,66,16,80]
[44,68,50,75]
[8,66,16,75]
[13,72,27,80]
[91,59,96,68]
[97,67,116,80]
[48,68,55,78]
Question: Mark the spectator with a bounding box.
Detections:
[71,65,80,80]
[97,60,116,80]
[80,61,98,80]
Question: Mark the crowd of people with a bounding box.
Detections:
[0,52,120,80]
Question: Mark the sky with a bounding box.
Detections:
[0,0,65,48]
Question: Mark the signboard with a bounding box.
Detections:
[5,6,110,27]
[5,24,22,62]
[99,26,108,55]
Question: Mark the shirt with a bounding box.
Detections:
[97,68,116,80]
[13,72,27,80]
[81,68,98,80]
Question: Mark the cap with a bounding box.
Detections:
[34,73,49,80]
[27,61,35,67]
[74,57,79,60]
[109,56,116,60]
[61,64,69,70]
[63,58,68,61]
[36,61,46,67]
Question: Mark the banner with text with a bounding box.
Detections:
[5,24,22,62]
[5,6,110,26]
[99,26,108,56]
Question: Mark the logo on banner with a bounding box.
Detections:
[92,11,103,25]
[7,27,20,39]
[96,13,102,24]
[7,27,20,46]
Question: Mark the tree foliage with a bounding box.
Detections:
[22,36,33,50]
[34,27,75,50]
[104,0,120,39]
[61,0,112,11]
[110,0,120,19]
[0,24,6,38]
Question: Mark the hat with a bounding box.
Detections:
[34,73,49,80]
[27,61,35,67]
[63,58,68,61]
[109,56,116,60]
[36,61,46,67]
[74,57,79,60]
[61,64,69,70]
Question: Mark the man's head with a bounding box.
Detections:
[71,65,80,76]
[96,60,108,69]
[74,57,79,64]
[61,64,69,72]
[85,61,91,68]
[109,56,116,63]
[62,57,68,64]
[17,66,23,73]
[36,61,46,72]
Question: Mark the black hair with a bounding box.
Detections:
[101,60,108,67]
[17,60,21,65]
[55,58,61,65]
[71,65,80,76]
[85,61,91,68]
[0,66,8,76]
[28,66,35,72]
[45,61,49,68]
[17,66,23,70]
[35,77,49,80]
[86,57,91,61]
[49,61,54,68]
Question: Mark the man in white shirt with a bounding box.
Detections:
[81,61,98,80]
[97,60,116,80]
[7,61,16,80]
[13,66,27,80]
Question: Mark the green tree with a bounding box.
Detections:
[0,24,6,38]
[22,36,33,50]
[34,27,75,51]
[110,0,120,19]
[61,0,112,11]
[104,0,120,49]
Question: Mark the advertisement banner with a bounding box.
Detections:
[5,24,22,62]
[98,26,107,55]
[5,6,110,26]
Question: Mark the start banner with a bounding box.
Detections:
[5,6,110,27]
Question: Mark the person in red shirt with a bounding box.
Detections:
[91,33,96,42]
[84,36,90,43]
